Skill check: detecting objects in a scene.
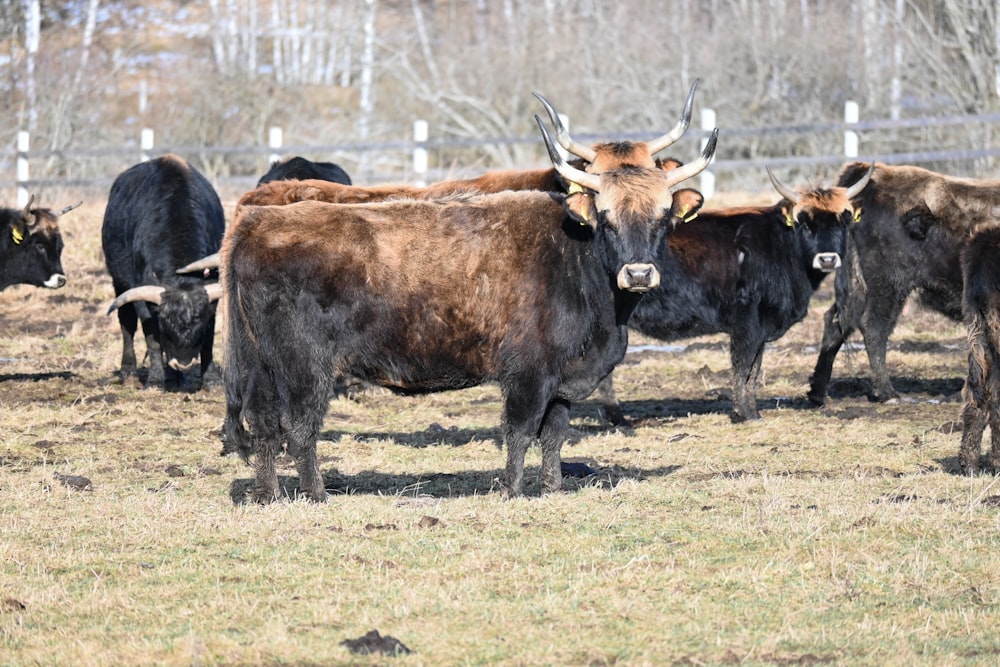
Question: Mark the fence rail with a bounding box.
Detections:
[2,103,998,204]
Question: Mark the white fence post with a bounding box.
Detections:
[16,131,29,208]
[268,127,283,166]
[844,101,859,158]
[413,119,428,186]
[700,108,716,200]
[141,128,154,162]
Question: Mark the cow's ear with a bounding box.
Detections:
[670,188,704,223]
[657,157,684,172]
[780,204,796,227]
[565,190,598,231]
[10,215,27,244]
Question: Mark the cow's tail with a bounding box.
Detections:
[220,258,254,462]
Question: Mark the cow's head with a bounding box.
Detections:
[0,196,81,291]
[107,283,223,371]
[534,95,717,293]
[768,164,874,272]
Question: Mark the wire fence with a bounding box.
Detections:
[2,105,999,205]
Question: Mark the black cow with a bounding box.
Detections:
[595,166,873,422]
[220,109,718,503]
[103,155,225,390]
[1,196,80,291]
[808,162,1000,405]
[257,156,352,186]
[958,224,1000,473]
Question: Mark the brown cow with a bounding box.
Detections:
[179,81,704,274]
[220,108,718,503]
[809,162,1000,406]
[958,224,1000,474]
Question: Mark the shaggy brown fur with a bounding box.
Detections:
[959,224,1000,473]
[809,162,1000,405]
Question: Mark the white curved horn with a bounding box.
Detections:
[176,253,221,274]
[532,92,598,163]
[205,282,224,303]
[647,78,701,155]
[106,285,166,314]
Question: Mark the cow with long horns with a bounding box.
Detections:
[1,196,80,292]
[594,165,874,422]
[103,155,225,391]
[220,98,718,502]
[178,81,705,276]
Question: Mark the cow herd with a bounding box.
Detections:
[3,85,1000,501]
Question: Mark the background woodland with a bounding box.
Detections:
[1,0,998,191]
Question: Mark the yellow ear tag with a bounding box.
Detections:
[567,182,586,195]
[784,211,795,227]
[11,227,23,244]
[853,207,862,223]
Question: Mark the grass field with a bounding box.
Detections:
[2,197,999,666]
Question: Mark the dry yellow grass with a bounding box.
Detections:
[2,193,998,666]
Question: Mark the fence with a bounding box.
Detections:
[4,102,1000,206]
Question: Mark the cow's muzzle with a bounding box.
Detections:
[812,253,842,272]
[43,273,66,289]
[617,263,661,292]
[168,357,198,372]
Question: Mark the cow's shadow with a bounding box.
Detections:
[935,455,1000,478]
[227,457,682,505]
[227,464,683,505]
[0,371,77,383]
[610,394,821,425]
[824,376,964,401]
[319,425,503,450]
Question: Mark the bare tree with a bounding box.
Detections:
[356,0,377,176]
[906,0,999,112]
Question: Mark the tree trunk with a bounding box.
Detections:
[357,0,377,177]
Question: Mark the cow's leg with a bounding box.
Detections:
[730,335,764,421]
[960,357,986,473]
[809,251,868,406]
[538,398,570,494]
[501,378,555,498]
[858,290,908,402]
[808,303,852,405]
[987,404,1000,472]
[287,430,326,502]
[115,303,140,384]
[986,357,1000,472]
[251,434,282,502]
[139,317,165,389]
[592,373,628,426]
[284,398,330,503]
[232,354,287,503]
[247,410,282,502]
[280,338,333,502]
